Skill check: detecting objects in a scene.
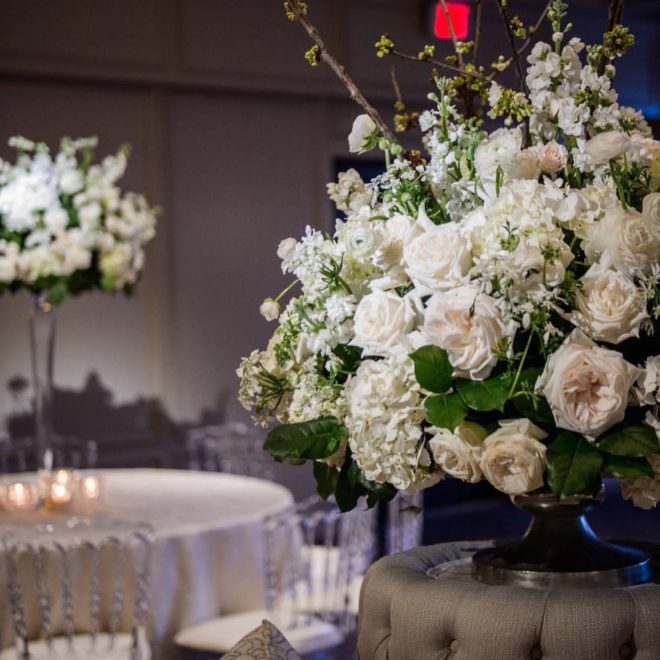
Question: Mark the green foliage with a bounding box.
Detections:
[425,393,468,430]
[511,368,554,426]
[598,425,660,457]
[313,461,339,499]
[456,372,512,412]
[547,431,604,498]
[410,345,453,394]
[335,448,397,512]
[603,455,654,480]
[264,416,345,465]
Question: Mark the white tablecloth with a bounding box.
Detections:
[0,468,294,658]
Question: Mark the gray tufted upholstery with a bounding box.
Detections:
[357,541,660,660]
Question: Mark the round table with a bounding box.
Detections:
[0,468,294,659]
[358,541,660,660]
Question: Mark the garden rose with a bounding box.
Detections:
[348,114,378,154]
[583,130,631,165]
[480,420,547,495]
[571,265,647,344]
[421,286,514,380]
[537,329,640,437]
[429,423,485,483]
[351,290,417,356]
[642,192,660,229]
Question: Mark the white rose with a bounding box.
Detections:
[403,218,471,295]
[571,265,647,344]
[429,423,484,483]
[421,286,514,381]
[277,237,297,272]
[259,298,281,322]
[348,114,378,154]
[512,149,541,180]
[351,290,417,356]
[537,141,568,174]
[642,192,660,230]
[538,329,640,438]
[583,131,631,165]
[480,419,547,495]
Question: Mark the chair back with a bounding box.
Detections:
[2,518,153,659]
[186,423,274,479]
[0,436,98,474]
[387,490,424,554]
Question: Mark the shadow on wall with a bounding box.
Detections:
[3,372,232,469]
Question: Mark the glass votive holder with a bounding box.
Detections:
[1,481,40,512]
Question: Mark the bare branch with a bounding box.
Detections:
[607,0,626,31]
[391,49,490,83]
[390,65,404,108]
[438,0,465,70]
[285,1,399,145]
[473,0,483,62]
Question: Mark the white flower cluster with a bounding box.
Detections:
[0,137,156,296]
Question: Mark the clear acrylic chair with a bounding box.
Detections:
[185,423,274,480]
[387,490,424,554]
[174,496,376,657]
[0,436,98,474]
[1,518,153,659]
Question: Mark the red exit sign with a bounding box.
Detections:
[433,2,471,40]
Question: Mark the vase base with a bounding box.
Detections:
[472,542,652,589]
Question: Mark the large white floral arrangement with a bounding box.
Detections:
[239,0,660,511]
[0,136,157,303]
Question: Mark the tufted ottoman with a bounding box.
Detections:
[357,541,660,660]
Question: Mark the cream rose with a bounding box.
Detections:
[421,286,514,381]
[429,423,485,483]
[403,218,472,295]
[351,290,417,356]
[583,130,631,165]
[480,420,547,495]
[571,265,647,344]
[537,140,568,174]
[348,114,378,154]
[537,330,640,437]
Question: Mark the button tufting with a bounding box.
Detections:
[620,642,636,658]
[530,645,543,660]
[450,640,459,652]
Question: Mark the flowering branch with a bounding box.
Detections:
[284,0,399,146]
[390,49,490,83]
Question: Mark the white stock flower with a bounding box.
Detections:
[351,290,417,356]
[538,329,640,438]
[570,265,647,344]
[429,423,484,483]
[348,114,378,154]
[537,141,568,174]
[480,420,547,495]
[346,354,442,491]
[259,298,281,322]
[277,238,297,273]
[421,286,514,381]
[583,130,631,165]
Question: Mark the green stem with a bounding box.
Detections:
[384,146,391,170]
[507,331,534,400]
[274,278,300,303]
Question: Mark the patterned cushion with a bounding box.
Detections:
[222,620,302,660]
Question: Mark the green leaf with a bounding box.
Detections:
[457,373,512,412]
[425,393,468,430]
[359,473,397,508]
[264,416,345,465]
[512,368,554,426]
[47,281,68,305]
[335,451,366,512]
[410,345,453,394]
[547,431,604,498]
[313,461,339,499]
[598,425,660,458]
[603,455,654,479]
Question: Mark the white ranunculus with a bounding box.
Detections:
[341,218,382,260]
[421,286,515,381]
[537,329,640,438]
[351,290,417,356]
[480,420,547,495]
[259,298,281,322]
[277,237,297,272]
[428,423,484,483]
[537,140,568,174]
[583,130,631,165]
[642,192,660,229]
[474,128,522,184]
[571,265,647,344]
[348,114,378,154]
[403,215,471,295]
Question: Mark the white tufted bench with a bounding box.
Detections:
[357,541,660,660]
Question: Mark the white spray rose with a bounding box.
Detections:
[277,238,297,272]
[538,329,640,438]
[429,423,485,483]
[259,298,281,322]
[403,209,471,295]
[351,290,417,356]
[583,130,631,165]
[348,114,378,154]
[537,141,568,174]
[421,286,515,381]
[571,265,647,344]
[480,420,547,495]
